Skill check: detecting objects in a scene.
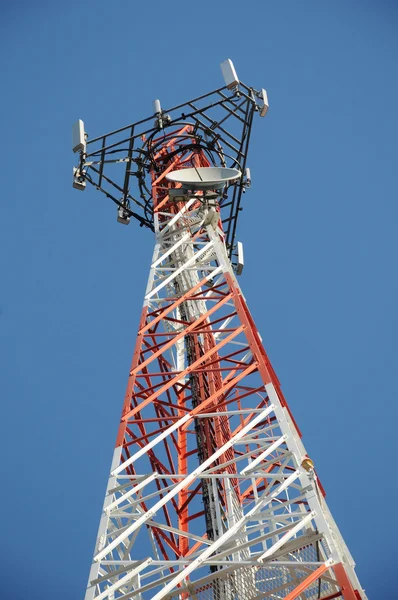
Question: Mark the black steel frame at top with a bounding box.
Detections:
[73,80,264,260]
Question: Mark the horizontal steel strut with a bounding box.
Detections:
[73,63,367,600]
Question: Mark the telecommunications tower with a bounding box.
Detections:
[72,60,367,600]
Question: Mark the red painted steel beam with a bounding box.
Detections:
[284,563,330,600]
[334,563,362,600]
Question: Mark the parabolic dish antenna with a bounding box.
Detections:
[166,167,241,190]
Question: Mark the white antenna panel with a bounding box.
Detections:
[220,59,239,90]
[153,99,161,114]
[259,89,269,117]
[72,119,86,153]
[236,241,244,275]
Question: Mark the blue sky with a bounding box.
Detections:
[1,1,397,598]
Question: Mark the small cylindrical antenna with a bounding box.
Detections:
[153,99,162,115]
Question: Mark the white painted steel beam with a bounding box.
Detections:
[240,435,288,474]
[89,558,152,600]
[95,404,275,562]
[145,241,214,300]
[105,473,158,513]
[150,469,302,600]
[257,510,316,562]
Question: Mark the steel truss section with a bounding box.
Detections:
[75,80,257,260]
[76,89,367,600]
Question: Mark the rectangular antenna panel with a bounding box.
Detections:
[259,89,269,117]
[236,241,244,275]
[72,119,86,153]
[220,59,239,89]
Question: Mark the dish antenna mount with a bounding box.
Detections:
[166,167,241,191]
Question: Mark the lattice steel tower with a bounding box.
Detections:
[72,60,367,600]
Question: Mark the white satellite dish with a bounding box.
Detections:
[166,167,241,190]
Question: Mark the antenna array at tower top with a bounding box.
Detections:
[72,60,269,255]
